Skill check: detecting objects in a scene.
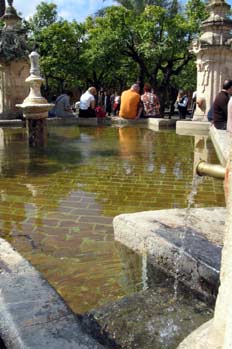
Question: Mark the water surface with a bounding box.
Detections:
[0,125,224,314]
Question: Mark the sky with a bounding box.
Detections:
[12,0,232,23]
[14,0,116,23]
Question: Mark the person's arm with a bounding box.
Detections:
[64,96,72,112]
[154,95,160,114]
[178,96,188,107]
[136,98,144,119]
[90,98,96,110]
[227,98,232,132]
[222,96,229,120]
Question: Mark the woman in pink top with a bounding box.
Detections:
[141,83,160,117]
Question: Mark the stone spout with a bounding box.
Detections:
[196,160,225,179]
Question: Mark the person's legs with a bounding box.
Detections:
[178,106,187,119]
[88,108,96,117]
[214,121,227,130]
[79,109,96,118]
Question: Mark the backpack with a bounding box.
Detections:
[95,106,106,118]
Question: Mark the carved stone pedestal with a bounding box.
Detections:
[191,0,232,121]
[26,118,47,147]
[16,51,53,147]
[0,1,29,119]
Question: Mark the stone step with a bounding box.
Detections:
[113,207,226,301]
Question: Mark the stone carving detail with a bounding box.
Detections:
[0,0,29,61]
[29,51,40,76]
[200,62,210,93]
[0,28,28,61]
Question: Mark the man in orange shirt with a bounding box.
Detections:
[119,84,141,119]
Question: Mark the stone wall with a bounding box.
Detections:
[0,58,29,119]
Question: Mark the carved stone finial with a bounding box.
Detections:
[29,51,41,76]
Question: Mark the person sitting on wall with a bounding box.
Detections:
[176,90,188,119]
[213,79,232,130]
[141,83,160,118]
[207,104,213,123]
[119,84,142,120]
[79,87,97,118]
[104,91,112,116]
[48,95,57,117]
[112,93,121,116]
[53,90,75,118]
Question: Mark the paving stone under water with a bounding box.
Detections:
[0,126,225,315]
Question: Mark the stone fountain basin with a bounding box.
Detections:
[16,103,54,119]
[113,207,226,302]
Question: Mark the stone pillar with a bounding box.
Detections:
[26,119,47,147]
[0,60,29,119]
[192,0,232,121]
[177,145,232,349]
[0,1,29,119]
[210,147,232,347]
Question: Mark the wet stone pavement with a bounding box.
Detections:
[80,266,213,349]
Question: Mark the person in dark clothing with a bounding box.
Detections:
[176,90,188,119]
[104,91,112,116]
[207,104,213,122]
[213,79,232,129]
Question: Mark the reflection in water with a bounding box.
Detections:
[119,127,141,175]
[0,126,225,314]
[118,127,141,159]
[173,161,183,179]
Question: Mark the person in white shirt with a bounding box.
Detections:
[79,87,97,118]
[227,96,232,133]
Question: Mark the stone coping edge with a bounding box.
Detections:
[209,125,231,166]
[0,116,177,129]
[113,207,226,302]
[0,238,103,349]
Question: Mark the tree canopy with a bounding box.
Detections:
[26,0,207,109]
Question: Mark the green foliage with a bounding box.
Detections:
[28,2,86,94]
[28,2,58,35]
[39,20,86,92]
[171,59,197,91]
[25,0,206,104]
[185,0,208,33]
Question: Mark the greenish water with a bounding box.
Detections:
[0,125,224,314]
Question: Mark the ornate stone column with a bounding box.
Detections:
[16,51,53,147]
[192,0,232,121]
[0,0,29,119]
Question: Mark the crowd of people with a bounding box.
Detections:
[49,82,161,120]
[48,79,232,133]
